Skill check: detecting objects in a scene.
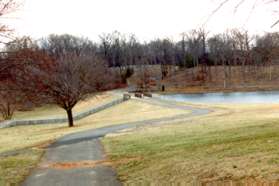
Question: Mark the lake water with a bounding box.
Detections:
[161,91,279,104]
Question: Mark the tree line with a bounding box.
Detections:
[0,29,279,126]
[0,35,119,127]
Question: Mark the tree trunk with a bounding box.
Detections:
[242,60,246,83]
[269,64,272,81]
[66,109,74,127]
[208,65,212,82]
[223,60,227,89]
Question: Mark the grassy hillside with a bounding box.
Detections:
[0,97,188,186]
[9,92,116,120]
[103,103,279,185]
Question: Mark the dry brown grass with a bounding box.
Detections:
[11,92,116,120]
[103,102,279,184]
[0,97,190,186]
[0,99,188,154]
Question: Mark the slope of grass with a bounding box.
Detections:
[12,92,116,120]
[103,103,279,184]
[0,99,187,154]
[0,98,187,186]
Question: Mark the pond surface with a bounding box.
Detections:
[161,91,279,104]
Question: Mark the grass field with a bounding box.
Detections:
[3,90,279,185]
[103,103,279,185]
[11,92,116,120]
[0,97,188,186]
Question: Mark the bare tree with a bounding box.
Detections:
[16,51,107,127]
[0,0,20,43]
[0,0,21,85]
[230,29,253,82]
[255,32,279,80]
[44,54,105,127]
[208,32,234,88]
[99,32,139,84]
[1,35,112,125]
[0,81,14,120]
[146,39,174,80]
[185,28,209,80]
[41,34,96,59]
[136,64,152,92]
[0,80,25,120]
[0,37,39,120]
[208,0,279,27]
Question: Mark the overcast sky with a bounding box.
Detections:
[6,0,279,42]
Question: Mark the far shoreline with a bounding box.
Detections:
[155,85,279,94]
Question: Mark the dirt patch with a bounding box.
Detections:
[41,160,112,170]
[34,140,55,150]
[41,157,141,170]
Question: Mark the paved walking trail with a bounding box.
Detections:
[22,97,212,186]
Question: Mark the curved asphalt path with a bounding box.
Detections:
[22,97,212,186]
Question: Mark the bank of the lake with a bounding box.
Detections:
[159,85,279,94]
